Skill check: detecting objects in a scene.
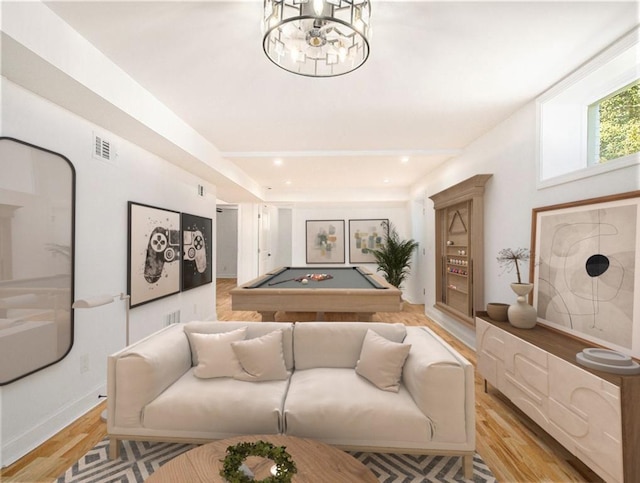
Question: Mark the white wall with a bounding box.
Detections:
[274,208,293,268]
[0,78,218,466]
[413,100,640,315]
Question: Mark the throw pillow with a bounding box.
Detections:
[190,327,247,379]
[355,329,412,392]
[231,330,290,382]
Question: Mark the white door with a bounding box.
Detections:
[258,204,273,275]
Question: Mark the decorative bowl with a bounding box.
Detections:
[486,303,509,322]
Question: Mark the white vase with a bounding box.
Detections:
[508,283,537,329]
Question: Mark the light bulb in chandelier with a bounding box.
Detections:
[306,28,327,48]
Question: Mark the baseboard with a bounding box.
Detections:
[425,306,476,350]
[1,383,105,468]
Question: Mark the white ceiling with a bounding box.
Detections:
[43,0,639,202]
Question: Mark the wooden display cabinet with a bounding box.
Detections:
[443,201,471,316]
[430,174,491,326]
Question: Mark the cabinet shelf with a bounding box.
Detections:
[447,272,468,278]
[447,285,468,294]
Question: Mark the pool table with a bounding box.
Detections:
[230,266,403,321]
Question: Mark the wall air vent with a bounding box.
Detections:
[92,133,114,162]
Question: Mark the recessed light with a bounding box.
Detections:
[274,158,283,166]
[401,157,409,163]
[285,180,292,185]
[383,179,390,184]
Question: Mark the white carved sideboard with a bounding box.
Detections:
[476,315,640,483]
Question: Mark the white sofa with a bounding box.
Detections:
[107,321,476,478]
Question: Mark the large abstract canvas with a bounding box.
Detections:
[128,202,181,308]
[306,220,345,264]
[349,219,387,264]
[181,213,213,291]
[532,191,640,357]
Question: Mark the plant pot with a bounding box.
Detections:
[508,283,537,329]
[486,303,509,322]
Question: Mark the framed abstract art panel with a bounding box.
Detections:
[128,202,181,308]
[531,190,640,357]
[348,219,387,264]
[306,220,345,264]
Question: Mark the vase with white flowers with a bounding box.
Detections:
[496,248,537,329]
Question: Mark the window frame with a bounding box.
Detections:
[536,27,639,189]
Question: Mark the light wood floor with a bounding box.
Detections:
[1,278,602,482]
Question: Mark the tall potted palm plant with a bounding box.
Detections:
[371,220,419,289]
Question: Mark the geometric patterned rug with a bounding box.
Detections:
[56,438,496,483]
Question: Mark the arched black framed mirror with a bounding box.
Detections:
[0,137,75,384]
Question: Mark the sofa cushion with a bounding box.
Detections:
[283,367,432,447]
[143,369,287,436]
[356,329,411,392]
[231,330,289,382]
[184,321,294,371]
[293,322,406,369]
[190,327,246,379]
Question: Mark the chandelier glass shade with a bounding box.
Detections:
[263,0,371,77]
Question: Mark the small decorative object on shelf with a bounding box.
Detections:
[220,440,297,483]
[508,282,537,328]
[486,302,509,322]
[497,248,537,328]
[496,247,529,284]
[576,348,640,375]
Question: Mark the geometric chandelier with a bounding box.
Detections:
[262,0,371,77]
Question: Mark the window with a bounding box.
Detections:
[588,81,640,164]
[537,28,639,188]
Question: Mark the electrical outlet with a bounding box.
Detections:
[165,310,181,326]
[80,354,90,374]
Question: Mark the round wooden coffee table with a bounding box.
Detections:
[145,434,378,482]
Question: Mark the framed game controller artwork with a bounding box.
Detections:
[128,202,181,308]
[181,212,213,291]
